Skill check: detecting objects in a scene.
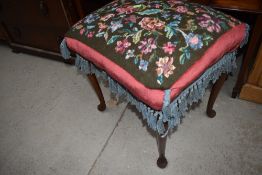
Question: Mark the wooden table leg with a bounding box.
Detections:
[87,74,106,111]
[207,73,228,118]
[156,123,168,168]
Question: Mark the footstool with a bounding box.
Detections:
[60,0,248,168]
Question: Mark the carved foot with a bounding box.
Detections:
[157,156,168,169]
[206,109,216,118]
[97,103,106,111]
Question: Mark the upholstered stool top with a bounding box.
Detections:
[61,0,248,134]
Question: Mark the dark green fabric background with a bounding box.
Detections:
[65,0,241,90]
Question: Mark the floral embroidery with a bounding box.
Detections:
[84,14,99,24]
[138,38,157,55]
[124,15,138,23]
[186,33,203,50]
[139,17,165,31]
[162,42,176,55]
[87,31,95,38]
[139,60,149,71]
[125,49,135,59]
[175,6,188,13]
[110,20,123,32]
[98,22,108,32]
[69,0,241,87]
[116,5,136,14]
[101,14,115,21]
[156,57,176,84]
[168,0,183,7]
[115,39,131,54]
[197,14,221,33]
[80,28,85,35]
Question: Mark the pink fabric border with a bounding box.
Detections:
[66,23,246,110]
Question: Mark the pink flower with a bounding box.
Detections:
[80,28,85,35]
[156,57,176,78]
[138,38,157,55]
[101,14,115,21]
[124,15,137,23]
[87,31,95,38]
[98,22,108,32]
[139,17,165,31]
[162,42,176,55]
[167,0,183,7]
[197,14,221,33]
[175,6,188,13]
[195,7,206,13]
[115,39,131,54]
[154,4,161,8]
[228,21,236,27]
[116,5,135,14]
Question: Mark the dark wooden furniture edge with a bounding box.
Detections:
[232,15,262,98]
[9,42,63,61]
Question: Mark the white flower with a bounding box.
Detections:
[125,49,135,59]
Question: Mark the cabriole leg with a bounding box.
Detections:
[207,73,228,118]
[87,74,106,111]
[156,133,168,168]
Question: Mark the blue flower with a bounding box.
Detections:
[139,60,149,71]
[110,20,123,32]
[84,14,99,24]
[186,33,203,50]
[161,12,171,19]
[173,14,182,21]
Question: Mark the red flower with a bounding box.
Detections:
[87,31,95,38]
[175,6,188,13]
[162,42,176,55]
[116,5,135,14]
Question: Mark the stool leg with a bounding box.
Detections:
[87,74,106,111]
[157,133,168,168]
[206,73,228,118]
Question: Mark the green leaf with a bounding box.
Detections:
[143,32,151,36]
[96,32,105,38]
[149,51,156,62]
[185,52,191,59]
[104,32,108,41]
[107,35,120,45]
[164,26,174,39]
[220,22,229,30]
[133,4,147,11]
[86,25,95,29]
[123,29,132,33]
[179,46,188,52]
[162,3,170,9]
[137,9,162,15]
[179,53,186,65]
[202,33,213,46]
[132,30,143,44]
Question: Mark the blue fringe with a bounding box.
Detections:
[60,33,249,135]
[60,39,71,59]
[68,52,236,135]
[240,24,250,48]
